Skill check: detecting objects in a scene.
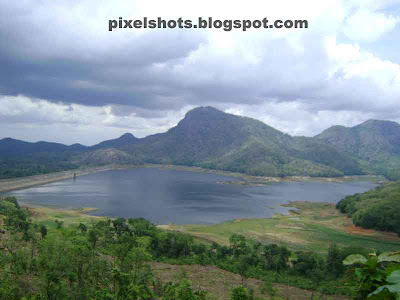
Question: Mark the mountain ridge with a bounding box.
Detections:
[90,133,138,150]
[1,106,400,180]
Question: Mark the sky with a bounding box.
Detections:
[1,0,400,145]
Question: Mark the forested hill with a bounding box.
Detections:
[120,106,362,177]
[336,181,400,236]
[316,119,400,180]
[1,106,400,179]
[0,138,87,156]
[316,120,400,157]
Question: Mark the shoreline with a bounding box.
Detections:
[0,163,386,194]
[144,164,386,185]
[159,201,400,253]
[0,164,136,193]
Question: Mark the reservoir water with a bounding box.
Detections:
[5,168,377,224]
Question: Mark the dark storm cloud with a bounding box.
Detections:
[0,1,206,110]
[1,0,400,143]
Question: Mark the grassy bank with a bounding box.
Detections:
[19,194,400,255]
[25,200,400,254]
[161,201,400,254]
[27,205,101,229]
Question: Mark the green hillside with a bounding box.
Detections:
[2,107,400,180]
[336,181,400,235]
[316,120,400,180]
[122,107,362,177]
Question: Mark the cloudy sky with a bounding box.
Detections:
[1,0,400,145]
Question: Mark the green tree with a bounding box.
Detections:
[55,220,63,229]
[229,234,248,258]
[235,255,251,284]
[40,224,47,239]
[88,228,100,249]
[78,223,88,233]
[327,244,344,278]
[231,286,249,300]
[163,279,207,300]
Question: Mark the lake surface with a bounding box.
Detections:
[4,168,377,224]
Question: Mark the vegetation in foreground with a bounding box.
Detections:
[343,252,400,300]
[337,181,400,236]
[1,196,399,299]
[0,197,370,299]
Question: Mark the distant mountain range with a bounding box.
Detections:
[1,106,400,180]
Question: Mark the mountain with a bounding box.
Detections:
[91,133,138,150]
[69,143,88,151]
[316,119,400,179]
[0,138,87,179]
[1,107,400,180]
[0,138,87,156]
[120,107,362,177]
[316,120,400,158]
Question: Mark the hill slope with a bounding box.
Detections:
[336,181,400,235]
[121,107,362,177]
[1,107,400,179]
[0,138,87,156]
[91,133,138,150]
[316,120,400,179]
[0,138,86,179]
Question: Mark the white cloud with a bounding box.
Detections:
[224,101,400,137]
[342,8,399,42]
[0,95,192,144]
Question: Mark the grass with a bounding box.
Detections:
[161,201,400,253]
[28,206,101,229]
[22,199,400,254]
[19,197,400,256]
[150,262,346,300]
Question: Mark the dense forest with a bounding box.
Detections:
[0,153,80,179]
[336,181,400,236]
[1,196,399,299]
